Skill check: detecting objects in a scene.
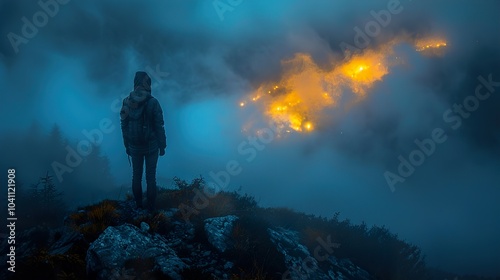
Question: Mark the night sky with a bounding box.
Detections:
[1,0,499,276]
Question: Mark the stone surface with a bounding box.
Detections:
[268,227,373,280]
[140,222,150,232]
[49,227,84,255]
[326,255,373,280]
[268,227,326,280]
[204,215,239,253]
[86,223,186,280]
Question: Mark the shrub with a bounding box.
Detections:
[68,200,120,241]
[14,249,85,280]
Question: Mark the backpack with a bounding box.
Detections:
[127,96,153,146]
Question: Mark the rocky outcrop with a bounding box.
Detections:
[9,198,388,280]
[269,227,373,280]
[49,227,84,255]
[86,223,186,280]
[326,255,373,280]
[269,227,327,280]
[204,215,239,253]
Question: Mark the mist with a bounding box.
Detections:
[1,0,499,276]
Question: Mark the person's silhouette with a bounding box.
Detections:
[120,71,167,210]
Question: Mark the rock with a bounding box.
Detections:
[268,227,326,280]
[86,223,186,280]
[268,227,374,280]
[140,222,150,232]
[175,221,195,240]
[223,261,233,270]
[325,255,373,280]
[162,208,179,218]
[165,221,195,248]
[49,228,84,255]
[204,215,239,253]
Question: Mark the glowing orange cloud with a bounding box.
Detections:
[240,36,447,135]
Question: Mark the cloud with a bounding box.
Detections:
[1,0,500,276]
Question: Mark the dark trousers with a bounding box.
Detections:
[131,150,159,209]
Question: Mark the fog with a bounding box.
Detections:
[1,0,499,276]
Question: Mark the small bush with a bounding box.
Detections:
[14,249,85,280]
[231,259,269,280]
[68,200,120,241]
[154,177,207,211]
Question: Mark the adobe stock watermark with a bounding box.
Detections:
[213,0,244,21]
[339,0,403,60]
[51,65,169,183]
[385,74,500,192]
[7,0,71,54]
[282,235,341,280]
[178,121,281,222]
[51,119,115,182]
[147,64,170,91]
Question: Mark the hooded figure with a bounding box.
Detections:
[120,71,167,210]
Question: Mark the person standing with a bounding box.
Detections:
[120,71,167,211]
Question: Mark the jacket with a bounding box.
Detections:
[120,87,167,155]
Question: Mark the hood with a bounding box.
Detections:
[134,71,151,93]
[126,71,152,107]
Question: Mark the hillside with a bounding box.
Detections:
[1,177,493,280]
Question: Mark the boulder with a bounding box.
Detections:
[140,222,150,232]
[325,255,373,280]
[49,227,84,255]
[86,223,186,280]
[268,227,373,280]
[268,227,326,280]
[204,215,239,253]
